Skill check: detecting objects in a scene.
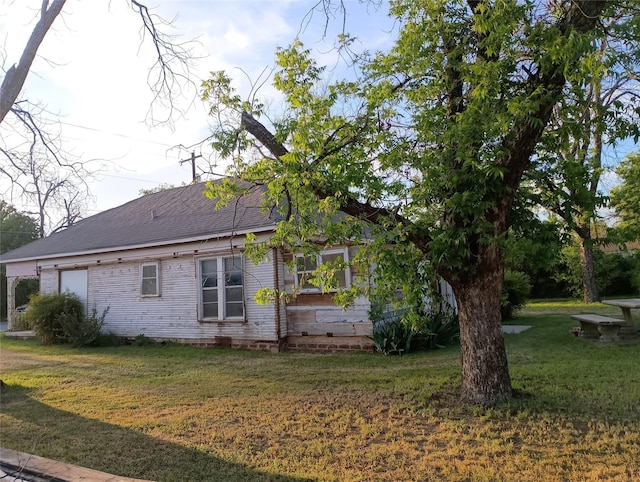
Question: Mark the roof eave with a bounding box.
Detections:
[0,225,276,264]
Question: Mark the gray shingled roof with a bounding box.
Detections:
[1,181,282,262]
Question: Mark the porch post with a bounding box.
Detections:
[6,276,18,330]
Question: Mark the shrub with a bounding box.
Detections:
[26,292,111,347]
[410,308,460,349]
[501,270,531,320]
[27,292,85,344]
[632,250,640,292]
[59,306,109,347]
[133,334,156,346]
[370,318,414,355]
[93,331,123,347]
[10,311,32,331]
[370,308,459,355]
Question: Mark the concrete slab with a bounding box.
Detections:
[2,331,36,339]
[502,325,532,334]
[0,447,153,482]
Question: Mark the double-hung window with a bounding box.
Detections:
[141,262,160,296]
[199,256,244,320]
[295,249,349,292]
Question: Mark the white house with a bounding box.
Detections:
[1,182,374,351]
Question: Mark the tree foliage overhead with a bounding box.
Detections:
[203,0,635,405]
[610,150,640,240]
[0,201,39,255]
[522,6,640,302]
[1,201,39,319]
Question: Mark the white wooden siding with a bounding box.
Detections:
[39,269,58,295]
[5,261,37,277]
[26,239,375,346]
[87,254,278,342]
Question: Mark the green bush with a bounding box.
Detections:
[501,270,531,320]
[370,318,414,355]
[371,308,459,355]
[26,292,111,347]
[133,334,156,346]
[632,250,640,292]
[93,331,123,347]
[27,292,85,344]
[59,306,109,347]
[409,308,459,349]
[554,246,639,299]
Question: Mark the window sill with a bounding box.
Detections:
[296,288,346,294]
[198,318,246,324]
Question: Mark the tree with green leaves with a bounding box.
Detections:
[203,0,637,405]
[610,150,640,240]
[526,19,640,303]
[1,201,39,320]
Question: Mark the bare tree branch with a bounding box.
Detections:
[130,0,198,128]
[0,0,66,124]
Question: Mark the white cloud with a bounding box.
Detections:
[1,0,397,216]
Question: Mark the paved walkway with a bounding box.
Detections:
[502,325,532,334]
[0,447,153,482]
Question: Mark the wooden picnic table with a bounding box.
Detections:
[601,298,640,338]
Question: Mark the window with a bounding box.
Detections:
[141,262,160,296]
[295,249,349,292]
[199,256,244,320]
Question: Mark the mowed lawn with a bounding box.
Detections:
[1,302,639,482]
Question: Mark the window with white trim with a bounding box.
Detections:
[199,256,244,320]
[295,249,350,292]
[141,262,160,296]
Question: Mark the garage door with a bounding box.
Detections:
[60,269,88,313]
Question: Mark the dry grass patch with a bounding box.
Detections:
[1,303,639,481]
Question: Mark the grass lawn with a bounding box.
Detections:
[1,301,639,482]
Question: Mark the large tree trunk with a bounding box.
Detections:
[448,250,512,406]
[578,232,600,303]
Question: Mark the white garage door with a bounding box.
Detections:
[60,269,88,313]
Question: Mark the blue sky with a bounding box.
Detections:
[0,0,396,216]
[0,1,636,224]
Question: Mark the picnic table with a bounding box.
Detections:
[601,298,640,338]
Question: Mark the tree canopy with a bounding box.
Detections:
[201,0,638,405]
[0,201,39,254]
[610,150,640,240]
[1,201,39,319]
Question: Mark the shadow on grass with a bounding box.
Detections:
[0,384,311,482]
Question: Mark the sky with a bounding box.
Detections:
[0,0,397,221]
[0,1,636,229]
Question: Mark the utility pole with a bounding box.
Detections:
[179,152,202,183]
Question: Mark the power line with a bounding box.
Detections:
[57,120,180,148]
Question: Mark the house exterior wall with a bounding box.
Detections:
[40,269,59,295]
[5,261,37,277]
[85,255,280,347]
[32,239,282,350]
[8,238,378,351]
[282,247,373,351]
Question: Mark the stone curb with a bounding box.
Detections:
[0,447,154,482]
